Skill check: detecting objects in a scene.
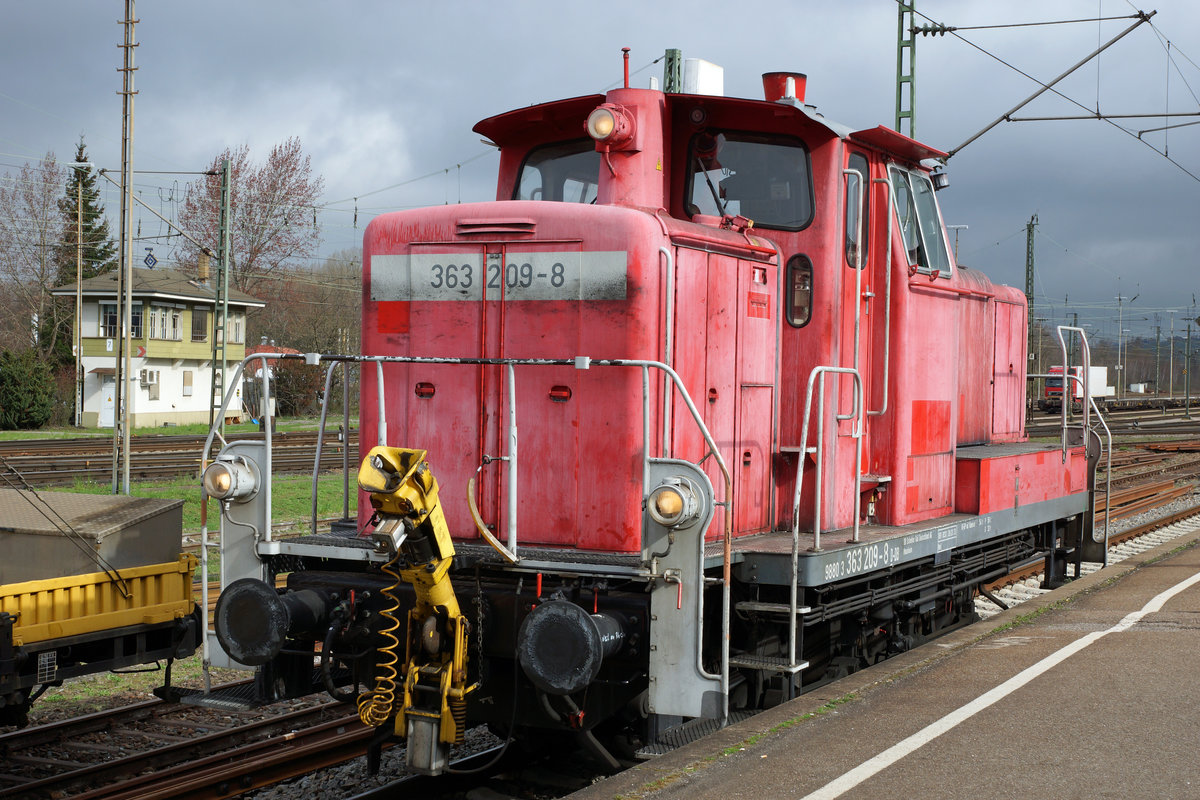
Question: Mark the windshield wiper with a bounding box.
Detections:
[696,157,727,217]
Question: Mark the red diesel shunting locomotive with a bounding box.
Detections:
[200,53,1100,775]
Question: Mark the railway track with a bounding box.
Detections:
[11,433,1197,799]
[0,685,515,800]
[977,496,1200,619]
[1026,406,1200,438]
[0,430,358,487]
[0,688,360,799]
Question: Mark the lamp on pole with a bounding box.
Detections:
[1115,293,1138,400]
[946,224,968,260]
[1119,328,1131,398]
[1168,310,1178,399]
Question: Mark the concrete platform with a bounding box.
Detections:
[573,524,1200,799]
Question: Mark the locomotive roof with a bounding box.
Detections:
[473,90,947,165]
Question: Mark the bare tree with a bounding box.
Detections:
[248,248,361,353]
[177,138,325,294]
[0,153,68,355]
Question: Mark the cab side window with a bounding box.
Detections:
[845,153,869,268]
[889,166,950,276]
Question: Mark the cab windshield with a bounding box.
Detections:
[514,140,601,203]
[686,132,813,230]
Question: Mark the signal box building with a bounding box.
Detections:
[53,268,265,428]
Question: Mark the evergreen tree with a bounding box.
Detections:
[50,139,116,365]
[56,139,117,284]
[0,349,54,430]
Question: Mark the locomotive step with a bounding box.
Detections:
[635,712,756,759]
[727,654,810,674]
[734,601,812,616]
[176,681,268,711]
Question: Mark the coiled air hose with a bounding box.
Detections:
[356,554,403,726]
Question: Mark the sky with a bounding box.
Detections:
[2,0,1198,346]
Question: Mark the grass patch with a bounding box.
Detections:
[719,693,856,756]
[29,653,246,722]
[47,470,358,535]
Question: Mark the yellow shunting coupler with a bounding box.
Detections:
[356,446,474,775]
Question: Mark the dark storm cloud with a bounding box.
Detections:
[2,1,1197,340]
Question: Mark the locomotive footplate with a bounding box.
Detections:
[718,493,1090,589]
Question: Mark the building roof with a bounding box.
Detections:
[52,267,266,308]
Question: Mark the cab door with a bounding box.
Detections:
[841,152,876,480]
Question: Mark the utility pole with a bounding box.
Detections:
[114,0,137,495]
[1168,310,1177,398]
[75,177,82,428]
[1114,293,1138,400]
[663,49,682,93]
[1069,311,1079,367]
[209,158,231,432]
[1186,322,1193,420]
[895,2,917,137]
[1024,214,1037,373]
[1155,321,1161,397]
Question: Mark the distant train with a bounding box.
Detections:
[198,55,1102,776]
[0,491,200,728]
[1038,364,1188,412]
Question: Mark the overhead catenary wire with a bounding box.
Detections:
[903,4,1200,184]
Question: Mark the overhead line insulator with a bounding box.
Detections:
[912,23,956,36]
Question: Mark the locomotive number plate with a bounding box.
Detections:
[371,251,627,302]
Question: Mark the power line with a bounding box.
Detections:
[904,4,1200,183]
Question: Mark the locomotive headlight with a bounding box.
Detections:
[587,107,617,139]
[203,456,260,503]
[647,477,701,529]
[585,103,635,149]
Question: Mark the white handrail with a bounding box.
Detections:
[789,366,863,675]
[203,352,737,721]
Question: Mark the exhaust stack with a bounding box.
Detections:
[762,71,807,103]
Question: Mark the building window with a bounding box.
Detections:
[231,314,244,344]
[100,304,118,337]
[98,304,144,338]
[182,370,193,396]
[170,310,182,341]
[191,308,208,342]
[150,306,173,340]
